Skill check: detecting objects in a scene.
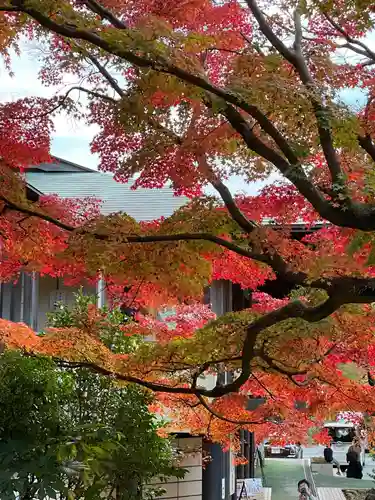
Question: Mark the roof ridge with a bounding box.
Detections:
[51,156,96,172]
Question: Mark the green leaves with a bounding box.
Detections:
[0,320,180,499]
[46,289,142,354]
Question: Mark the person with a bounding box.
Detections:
[295,442,303,458]
[323,443,342,475]
[297,479,318,500]
[348,437,362,463]
[359,429,367,465]
[346,449,363,479]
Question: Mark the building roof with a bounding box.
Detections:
[28,156,94,173]
[26,159,187,221]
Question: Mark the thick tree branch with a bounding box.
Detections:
[52,295,352,399]
[293,8,303,52]
[211,179,258,232]
[358,134,375,163]
[219,102,337,220]
[338,42,372,59]
[250,0,343,186]
[199,295,346,398]
[244,0,296,63]
[197,153,259,233]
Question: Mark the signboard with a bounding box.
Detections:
[237,479,263,500]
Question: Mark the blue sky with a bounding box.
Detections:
[0,32,373,195]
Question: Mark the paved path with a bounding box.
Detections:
[259,453,374,499]
[258,458,305,500]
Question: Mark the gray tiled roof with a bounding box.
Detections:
[26,171,187,221]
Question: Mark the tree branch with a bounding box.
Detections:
[68,85,117,103]
[0,194,269,263]
[244,0,296,63]
[218,101,335,219]
[51,295,352,399]
[358,134,375,163]
[196,394,263,425]
[0,5,20,12]
[199,295,345,398]
[323,13,375,63]
[211,179,259,232]
[293,8,303,52]
[83,51,125,97]
[81,0,127,30]
[247,0,344,189]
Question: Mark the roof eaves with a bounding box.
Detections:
[26,182,44,196]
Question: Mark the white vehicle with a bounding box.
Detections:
[324,421,365,466]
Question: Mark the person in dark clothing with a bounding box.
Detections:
[346,449,363,479]
[324,444,342,475]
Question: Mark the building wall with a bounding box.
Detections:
[0,273,96,331]
[36,276,96,331]
[147,436,203,500]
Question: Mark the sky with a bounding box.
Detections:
[0,29,374,196]
[0,44,100,170]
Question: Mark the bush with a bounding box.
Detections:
[0,293,184,499]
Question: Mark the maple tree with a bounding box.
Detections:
[0,0,373,448]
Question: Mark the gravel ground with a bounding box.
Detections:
[343,489,374,500]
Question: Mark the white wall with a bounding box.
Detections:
[148,437,203,500]
[37,276,96,331]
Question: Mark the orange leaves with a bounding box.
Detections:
[0,319,39,350]
[2,300,375,447]
[0,319,114,367]
[37,327,114,366]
